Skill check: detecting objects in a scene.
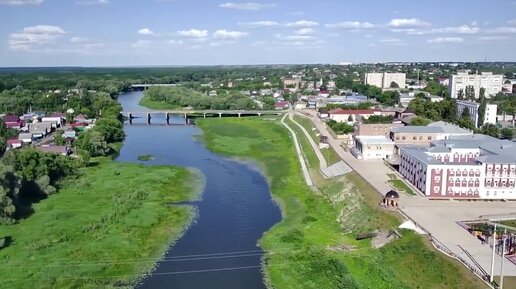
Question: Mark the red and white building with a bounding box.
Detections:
[399,134,516,199]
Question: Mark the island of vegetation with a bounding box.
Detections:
[138,154,155,161]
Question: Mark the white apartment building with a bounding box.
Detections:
[456,100,498,128]
[399,135,516,200]
[352,136,394,160]
[449,72,503,99]
[365,72,406,89]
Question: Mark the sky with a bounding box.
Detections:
[0,0,516,67]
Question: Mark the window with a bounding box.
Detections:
[419,136,423,140]
[428,136,432,140]
[434,176,441,182]
[402,136,406,140]
[413,136,417,140]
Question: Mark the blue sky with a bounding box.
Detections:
[1,0,516,66]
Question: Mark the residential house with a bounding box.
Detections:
[18,133,34,144]
[63,130,77,141]
[355,122,404,137]
[274,101,289,110]
[6,139,22,150]
[41,115,63,127]
[3,115,23,129]
[37,145,69,156]
[328,108,381,123]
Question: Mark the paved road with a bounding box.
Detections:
[280,113,313,187]
[297,109,516,278]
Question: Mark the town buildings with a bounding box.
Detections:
[399,134,516,199]
[328,108,381,123]
[355,122,404,138]
[456,100,498,128]
[390,121,472,148]
[352,136,395,160]
[365,72,406,89]
[449,72,503,99]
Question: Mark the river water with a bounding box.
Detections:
[116,91,281,289]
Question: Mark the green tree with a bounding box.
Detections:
[457,89,464,100]
[94,118,125,143]
[480,124,500,138]
[410,117,432,126]
[477,88,487,127]
[389,81,399,88]
[461,107,471,119]
[76,130,111,157]
[501,128,514,140]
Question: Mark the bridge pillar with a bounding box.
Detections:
[184,113,188,125]
[218,113,222,118]
[203,113,206,119]
[258,113,262,117]
[128,112,132,119]
[147,113,151,125]
[238,113,241,118]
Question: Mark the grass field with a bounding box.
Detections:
[0,161,200,289]
[389,179,416,195]
[198,116,487,289]
[138,94,181,110]
[293,115,319,143]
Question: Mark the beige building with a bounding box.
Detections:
[365,72,406,89]
[390,121,472,149]
[352,136,395,160]
[283,77,302,89]
[449,72,503,99]
[355,123,404,137]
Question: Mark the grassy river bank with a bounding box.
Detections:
[0,160,201,289]
[198,116,486,289]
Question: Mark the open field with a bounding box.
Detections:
[0,161,200,289]
[389,179,416,195]
[198,117,487,289]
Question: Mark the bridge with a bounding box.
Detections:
[131,84,179,90]
[122,110,284,124]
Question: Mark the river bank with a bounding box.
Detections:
[0,160,201,289]
[198,116,486,289]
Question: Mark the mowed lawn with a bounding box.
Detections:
[198,116,486,289]
[0,161,199,289]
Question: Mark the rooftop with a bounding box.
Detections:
[392,121,471,135]
[356,136,394,145]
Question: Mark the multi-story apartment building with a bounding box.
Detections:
[365,72,406,89]
[449,72,503,99]
[399,134,516,199]
[456,100,498,128]
[328,108,381,123]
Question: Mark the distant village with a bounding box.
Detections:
[1,110,95,155]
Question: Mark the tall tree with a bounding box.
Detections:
[477,87,487,127]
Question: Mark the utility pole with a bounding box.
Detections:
[500,228,507,289]
[490,223,497,283]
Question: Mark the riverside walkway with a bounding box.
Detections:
[280,113,313,187]
[288,112,351,178]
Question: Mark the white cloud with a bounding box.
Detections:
[167,39,184,45]
[213,29,248,39]
[76,0,108,5]
[131,40,152,49]
[9,25,65,51]
[486,27,516,34]
[238,21,279,28]
[478,36,510,41]
[0,0,42,4]
[294,28,315,35]
[285,20,319,27]
[388,18,430,28]
[138,28,155,35]
[285,35,315,41]
[219,2,275,10]
[427,37,463,44]
[379,38,406,46]
[508,19,516,26]
[325,21,374,29]
[178,29,209,38]
[70,37,91,43]
[408,25,480,35]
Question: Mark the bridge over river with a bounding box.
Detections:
[122,109,284,124]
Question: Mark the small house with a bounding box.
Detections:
[63,130,77,140]
[36,145,69,156]
[18,133,33,144]
[274,101,290,110]
[6,139,22,150]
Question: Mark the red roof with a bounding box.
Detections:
[7,139,21,145]
[274,101,289,108]
[3,115,20,123]
[328,108,377,115]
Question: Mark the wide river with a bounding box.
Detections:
[117,91,281,289]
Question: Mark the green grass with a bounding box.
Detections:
[293,115,319,143]
[321,147,341,166]
[137,154,154,161]
[138,94,181,110]
[0,161,200,289]
[198,117,486,289]
[388,179,416,195]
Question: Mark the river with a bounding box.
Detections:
[116,91,281,289]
